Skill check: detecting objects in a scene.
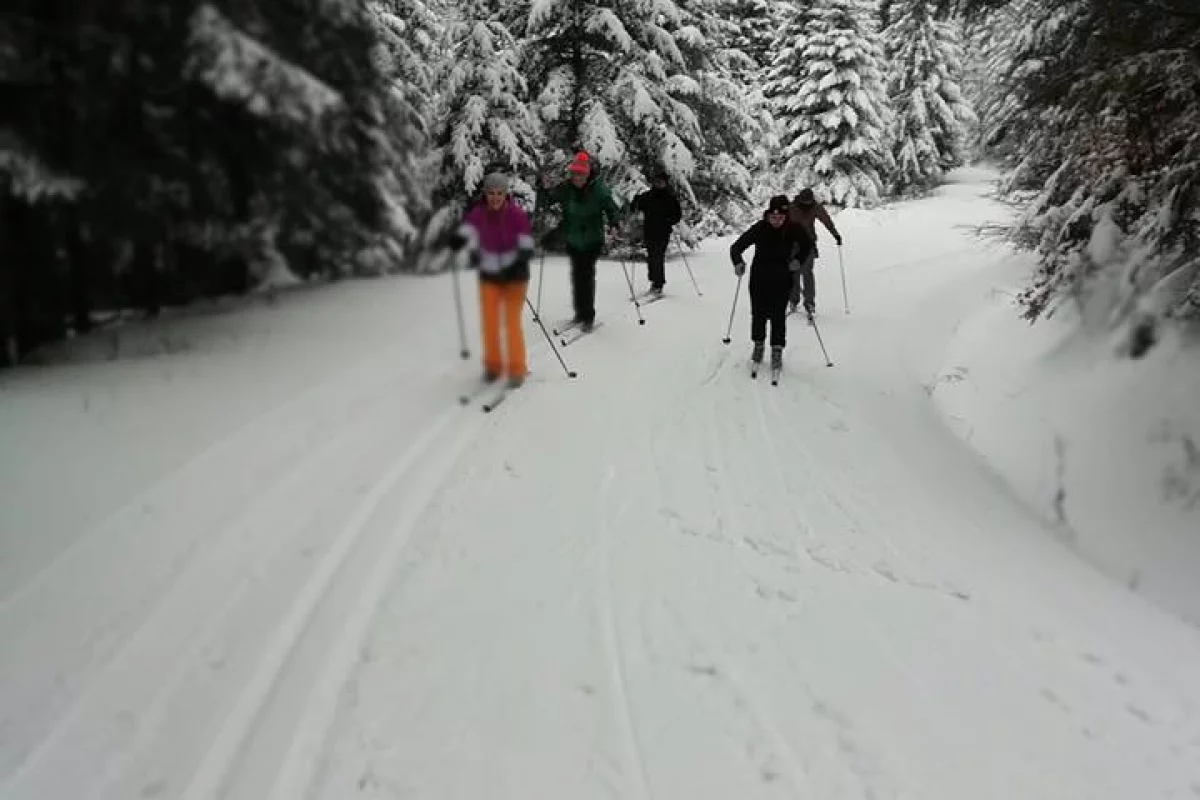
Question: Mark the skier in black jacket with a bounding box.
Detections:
[630,169,682,296]
[730,195,812,371]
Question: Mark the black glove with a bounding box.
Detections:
[834,233,843,246]
[447,232,467,252]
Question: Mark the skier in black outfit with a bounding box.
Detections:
[630,169,682,296]
[729,195,812,372]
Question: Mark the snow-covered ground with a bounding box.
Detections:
[932,283,1200,627]
[2,166,1199,799]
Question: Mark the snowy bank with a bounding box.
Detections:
[931,285,1200,626]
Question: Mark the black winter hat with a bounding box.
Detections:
[767,195,790,214]
[794,188,816,205]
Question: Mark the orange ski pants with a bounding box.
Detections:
[479,279,528,378]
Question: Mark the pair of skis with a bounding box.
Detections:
[788,306,816,326]
[750,360,781,386]
[458,377,519,412]
[553,290,661,347]
[742,308,807,384]
[465,295,647,407]
[631,288,666,308]
[552,318,604,347]
[462,314,595,411]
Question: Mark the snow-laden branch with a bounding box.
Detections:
[0,130,85,203]
[528,0,564,31]
[185,4,345,126]
[586,9,633,52]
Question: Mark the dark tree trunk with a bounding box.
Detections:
[133,241,162,318]
[215,119,255,295]
[0,197,18,366]
[64,211,92,334]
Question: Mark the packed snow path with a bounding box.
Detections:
[2,168,1199,799]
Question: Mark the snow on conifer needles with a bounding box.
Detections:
[884,0,975,195]
[187,5,345,126]
[765,0,894,208]
[6,0,1199,366]
[432,3,540,210]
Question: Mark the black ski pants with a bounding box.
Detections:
[645,234,669,288]
[749,270,790,348]
[568,245,602,323]
[790,253,816,310]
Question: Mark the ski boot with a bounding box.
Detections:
[770,346,783,372]
[483,368,501,383]
[751,341,765,364]
[506,373,525,389]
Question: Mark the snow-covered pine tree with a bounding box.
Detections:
[1,0,207,337]
[763,0,815,178]
[44,4,407,291]
[704,0,779,203]
[369,0,446,254]
[370,0,442,137]
[1017,1,1200,332]
[189,1,419,279]
[879,0,895,26]
[720,0,778,79]
[2,0,422,357]
[958,0,1200,338]
[883,0,960,26]
[520,0,705,201]
[765,0,894,207]
[981,1,1076,194]
[961,0,1033,169]
[883,0,975,195]
[428,1,541,234]
[669,0,762,236]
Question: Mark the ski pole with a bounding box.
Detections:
[838,245,849,314]
[530,198,547,319]
[810,316,834,367]
[449,247,470,359]
[525,296,578,377]
[676,234,702,296]
[617,253,646,325]
[721,272,743,344]
[534,249,546,319]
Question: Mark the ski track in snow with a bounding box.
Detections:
[2,353,415,792]
[0,333,563,798]
[594,466,654,800]
[4,167,1200,799]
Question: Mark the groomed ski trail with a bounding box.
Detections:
[595,466,655,800]
[0,321,567,800]
[3,167,1199,799]
[309,174,1200,798]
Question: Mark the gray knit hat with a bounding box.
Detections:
[482,172,509,192]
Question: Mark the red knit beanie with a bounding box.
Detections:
[567,151,591,174]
